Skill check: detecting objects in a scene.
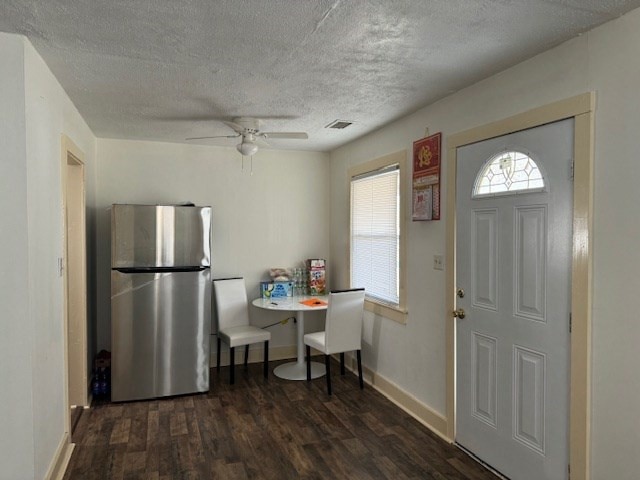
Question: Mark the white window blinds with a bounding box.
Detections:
[350,165,400,305]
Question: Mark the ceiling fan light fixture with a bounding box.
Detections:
[237,138,258,156]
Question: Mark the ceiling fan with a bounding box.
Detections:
[186,117,308,156]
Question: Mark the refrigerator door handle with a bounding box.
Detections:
[114,266,208,274]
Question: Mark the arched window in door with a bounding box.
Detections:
[472,150,545,197]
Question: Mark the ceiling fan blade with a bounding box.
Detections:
[223,121,245,134]
[185,134,239,141]
[261,132,308,139]
[255,136,271,147]
[151,114,227,122]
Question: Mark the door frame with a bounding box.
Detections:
[61,133,88,424]
[445,93,594,480]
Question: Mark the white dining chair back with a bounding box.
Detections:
[324,289,366,355]
[303,288,365,395]
[213,277,271,385]
[214,277,250,331]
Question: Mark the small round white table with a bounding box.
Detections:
[252,295,328,380]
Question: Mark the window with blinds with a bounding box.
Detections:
[350,164,400,306]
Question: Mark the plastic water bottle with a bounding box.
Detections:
[99,368,110,396]
[91,371,101,397]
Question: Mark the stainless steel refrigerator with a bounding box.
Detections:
[111,204,211,402]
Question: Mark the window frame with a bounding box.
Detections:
[348,150,408,324]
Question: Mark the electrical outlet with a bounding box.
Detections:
[433,255,444,270]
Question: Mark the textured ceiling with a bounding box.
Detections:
[2,0,640,152]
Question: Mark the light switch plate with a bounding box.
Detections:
[433,255,444,270]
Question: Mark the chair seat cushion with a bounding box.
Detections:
[303,331,327,354]
[220,325,271,348]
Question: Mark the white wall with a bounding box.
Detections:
[0,32,34,480]
[95,139,330,355]
[0,33,97,480]
[586,13,640,477]
[330,34,589,416]
[330,8,640,479]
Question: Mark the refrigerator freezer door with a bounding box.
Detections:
[112,205,211,269]
[111,269,211,402]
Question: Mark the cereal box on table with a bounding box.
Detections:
[306,259,326,295]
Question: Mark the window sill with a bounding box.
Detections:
[364,299,407,325]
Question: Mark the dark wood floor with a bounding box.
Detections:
[64,358,499,480]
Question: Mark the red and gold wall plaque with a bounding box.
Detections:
[412,132,441,221]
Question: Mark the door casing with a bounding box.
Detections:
[61,134,88,428]
[445,93,594,480]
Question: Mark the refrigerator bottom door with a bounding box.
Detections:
[111,269,211,402]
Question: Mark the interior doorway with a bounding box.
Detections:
[61,134,88,439]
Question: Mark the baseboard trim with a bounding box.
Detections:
[339,355,450,442]
[210,344,297,367]
[44,432,74,480]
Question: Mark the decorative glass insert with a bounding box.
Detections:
[473,151,544,197]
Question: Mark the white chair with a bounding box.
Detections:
[304,288,365,395]
[213,277,271,384]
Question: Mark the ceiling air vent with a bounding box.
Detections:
[325,120,353,129]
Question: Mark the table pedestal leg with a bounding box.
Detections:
[273,310,326,380]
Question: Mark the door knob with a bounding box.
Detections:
[453,308,466,319]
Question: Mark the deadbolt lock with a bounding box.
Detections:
[456,288,465,298]
[453,308,466,319]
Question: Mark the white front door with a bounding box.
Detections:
[455,119,573,480]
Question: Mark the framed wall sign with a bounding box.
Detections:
[412,132,441,221]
